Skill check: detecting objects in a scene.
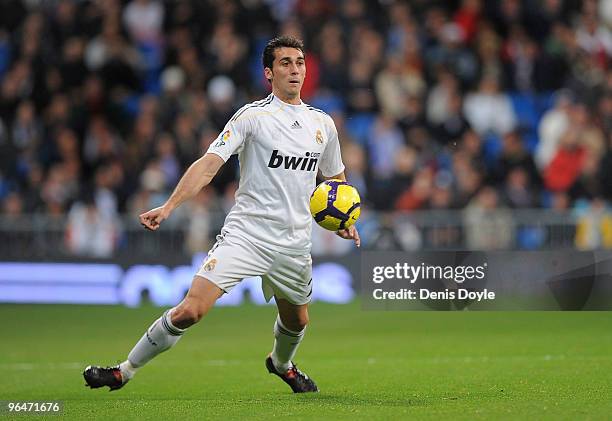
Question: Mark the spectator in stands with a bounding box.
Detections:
[385,1,415,56]
[574,197,612,250]
[375,54,425,120]
[427,21,479,87]
[426,68,460,127]
[433,89,471,146]
[493,130,540,186]
[570,150,604,202]
[502,167,537,208]
[544,102,604,193]
[21,164,44,212]
[423,175,462,248]
[405,124,440,167]
[598,133,612,202]
[464,185,514,250]
[395,166,434,212]
[184,189,213,255]
[595,91,612,135]
[2,191,23,219]
[207,20,250,91]
[503,27,545,92]
[341,141,368,202]
[66,192,119,258]
[367,113,404,184]
[83,116,124,168]
[452,148,485,208]
[463,75,516,137]
[154,132,181,189]
[316,21,349,95]
[536,89,573,170]
[11,100,41,155]
[122,0,164,45]
[85,18,141,91]
[93,164,119,219]
[474,23,506,87]
[543,120,587,193]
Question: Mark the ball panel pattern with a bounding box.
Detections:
[310,179,361,231]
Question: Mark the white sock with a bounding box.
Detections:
[125,309,185,375]
[119,360,137,381]
[271,315,304,372]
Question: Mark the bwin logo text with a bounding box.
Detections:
[267,149,318,171]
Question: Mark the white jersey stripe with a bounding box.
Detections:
[230,94,274,122]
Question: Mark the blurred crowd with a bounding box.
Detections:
[0,0,611,256]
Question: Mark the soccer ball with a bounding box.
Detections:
[310,179,361,231]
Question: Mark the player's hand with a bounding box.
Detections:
[336,225,361,247]
[139,206,171,231]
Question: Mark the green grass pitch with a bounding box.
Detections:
[2,302,611,420]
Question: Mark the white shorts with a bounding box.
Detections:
[196,231,313,305]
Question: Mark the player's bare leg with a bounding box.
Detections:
[266,298,318,392]
[171,276,224,328]
[84,276,223,390]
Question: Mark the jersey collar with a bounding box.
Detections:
[271,94,307,111]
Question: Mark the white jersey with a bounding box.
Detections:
[206,94,345,254]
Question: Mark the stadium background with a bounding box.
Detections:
[1,0,611,419]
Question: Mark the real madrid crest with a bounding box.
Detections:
[315,129,323,144]
[203,258,217,272]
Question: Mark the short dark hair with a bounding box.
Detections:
[262,35,305,71]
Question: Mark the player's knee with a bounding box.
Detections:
[172,303,204,327]
[296,314,309,331]
[284,313,308,332]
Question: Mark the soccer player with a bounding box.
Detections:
[83,36,360,393]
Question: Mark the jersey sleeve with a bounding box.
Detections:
[318,119,345,177]
[205,112,253,162]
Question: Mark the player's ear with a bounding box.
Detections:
[264,67,273,83]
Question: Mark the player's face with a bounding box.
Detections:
[266,47,306,101]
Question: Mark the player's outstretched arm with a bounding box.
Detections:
[323,171,361,247]
[139,153,225,231]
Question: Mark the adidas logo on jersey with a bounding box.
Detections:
[268,149,319,171]
[290,121,302,129]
